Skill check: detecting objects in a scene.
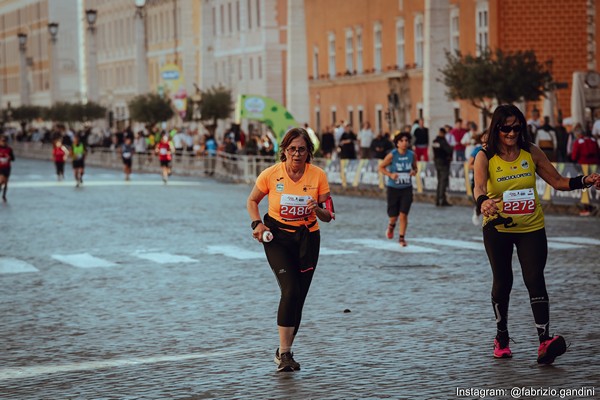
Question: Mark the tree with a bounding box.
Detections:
[44,102,106,124]
[199,85,234,134]
[128,93,175,126]
[440,48,553,117]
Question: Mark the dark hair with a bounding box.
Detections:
[485,104,530,156]
[393,131,411,146]
[279,127,314,163]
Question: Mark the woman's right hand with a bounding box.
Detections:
[481,198,501,217]
[252,223,270,242]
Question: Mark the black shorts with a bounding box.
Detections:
[160,160,171,167]
[72,159,85,169]
[386,186,413,216]
[0,166,10,178]
[122,158,132,167]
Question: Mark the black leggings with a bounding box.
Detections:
[483,227,550,341]
[263,228,320,335]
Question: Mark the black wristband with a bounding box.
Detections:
[251,220,262,230]
[476,195,489,214]
[569,175,585,190]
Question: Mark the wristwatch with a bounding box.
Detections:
[251,220,262,230]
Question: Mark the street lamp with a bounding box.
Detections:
[85,9,99,103]
[191,84,202,122]
[134,0,149,95]
[48,22,60,104]
[17,33,30,106]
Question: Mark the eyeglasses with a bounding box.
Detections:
[285,146,308,155]
[499,124,521,133]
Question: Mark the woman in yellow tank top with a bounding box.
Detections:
[473,104,600,365]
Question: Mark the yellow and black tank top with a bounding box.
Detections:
[484,149,544,233]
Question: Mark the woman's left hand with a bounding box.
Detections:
[585,173,600,189]
[307,197,320,214]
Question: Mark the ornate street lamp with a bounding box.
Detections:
[134,0,149,95]
[17,33,30,105]
[48,22,60,104]
[85,9,98,102]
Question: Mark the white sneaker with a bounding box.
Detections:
[471,210,480,226]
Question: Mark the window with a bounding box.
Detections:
[476,2,489,55]
[374,22,382,73]
[356,27,363,74]
[376,105,383,134]
[258,56,262,79]
[313,46,319,78]
[450,8,459,54]
[414,14,424,67]
[238,58,243,79]
[328,32,336,78]
[357,107,364,128]
[396,18,405,69]
[315,108,321,133]
[331,107,337,126]
[345,28,354,73]
[348,107,354,128]
[256,0,261,27]
[249,57,254,79]
[220,4,225,35]
[236,1,240,31]
[247,0,252,29]
[228,2,232,34]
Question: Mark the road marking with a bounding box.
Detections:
[319,247,357,255]
[10,180,202,188]
[339,238,437,253]
[52,253,116,268]
[0,349,247,381]
[205,245,266,259]
[410,238,484,251]
[0,257,39,274]
[546,241,584,250]
[134,252,197,264]
[550,236,600,246]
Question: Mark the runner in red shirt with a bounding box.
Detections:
[0,135,15,202]
[155,134,173,183]
[52,139,68,181]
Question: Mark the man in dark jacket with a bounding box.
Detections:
[432,127,453,206]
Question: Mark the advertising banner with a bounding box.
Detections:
[160,63,187,118]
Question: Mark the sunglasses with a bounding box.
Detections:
[499,124,521,133]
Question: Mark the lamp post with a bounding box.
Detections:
[48,22,60,104]
[191,84,202,122]
[85,9,99,103]
[18,32,30,106]
[134,0,149,95]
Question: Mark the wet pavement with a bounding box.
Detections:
[1,159,599,399]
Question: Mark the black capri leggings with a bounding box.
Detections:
[483,226,549,336]
[263,226,320,335]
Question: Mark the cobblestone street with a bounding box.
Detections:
[1,159,599,399]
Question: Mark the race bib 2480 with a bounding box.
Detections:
[280,194,312,221]
[503,188,536,215]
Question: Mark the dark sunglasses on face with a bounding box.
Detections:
[499,124,521,133]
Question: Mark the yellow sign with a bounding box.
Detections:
[160,63,187,117]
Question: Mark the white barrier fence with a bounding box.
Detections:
[11,142,599,207]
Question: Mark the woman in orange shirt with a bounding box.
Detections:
[247,128,334,372]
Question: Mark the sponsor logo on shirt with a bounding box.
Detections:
[521,159,529,169]
[496,172,532,182]
[276,183,284,192]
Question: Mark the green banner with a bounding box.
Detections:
[235,94,319,150]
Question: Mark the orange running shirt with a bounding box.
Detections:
[255,163,330,232]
